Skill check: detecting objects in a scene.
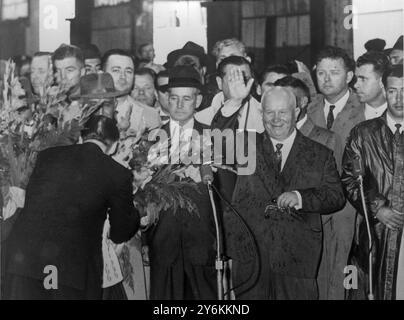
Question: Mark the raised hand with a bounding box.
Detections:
[226,67,254,102]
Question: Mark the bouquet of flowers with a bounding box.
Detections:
[0,59,102,220]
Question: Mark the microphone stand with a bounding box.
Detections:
[206,181,225,300]
[357,174,375,300]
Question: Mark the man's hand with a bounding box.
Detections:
[277,192,299,209]
[376,207,404,230]
[226,67,254,102]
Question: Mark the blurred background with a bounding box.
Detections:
[0,0,402,70]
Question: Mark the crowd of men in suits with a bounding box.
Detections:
[1,34,403,300]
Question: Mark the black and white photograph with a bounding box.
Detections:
[0,0,403,304]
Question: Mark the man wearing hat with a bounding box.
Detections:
[146,65,217,300]
[388,35,403,65]
[71,72,128,120]
[4,115,140,300]
[166,41,208,84]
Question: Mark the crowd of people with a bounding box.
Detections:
[0,33,403,300]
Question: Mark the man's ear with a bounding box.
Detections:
[346,71,354,84]
[295,107,301,120]
[80,67,86,77]
[245,55,252,63]
[216,76,223,91]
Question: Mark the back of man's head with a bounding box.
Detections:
[81,115,120,146]
[275,76,310,100]
[52,44,84,67]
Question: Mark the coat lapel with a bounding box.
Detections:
[333,92,365,133]
[299,117,316,137]
[280,131,306,188]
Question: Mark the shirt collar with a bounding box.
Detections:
[296,115,308,130]
[386,112,404,134]
[170,118,195,134]
[365,102,388,119]
[84,139,107,154]
[270,129,297,146]
[324,89,350,114]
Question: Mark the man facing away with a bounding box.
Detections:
[223,86,345,300]
[4,116,140,300]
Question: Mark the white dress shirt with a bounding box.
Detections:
[269,129,303,210]
[323,89,350,121]
[296,115,308,130]
[386,112,404,134]
[364,103,388,120]
[169,118,195,163]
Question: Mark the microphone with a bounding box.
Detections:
[200,164,214,185]
[352,153,374,300]
[352,155,363,178]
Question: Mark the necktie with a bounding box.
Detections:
[327,105,336,130]
[275,143,283,173]
[394,124,402,144]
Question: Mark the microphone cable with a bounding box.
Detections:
[210,183,260,298]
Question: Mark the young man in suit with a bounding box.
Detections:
[147,66,217,300]
[4,116,140,300]
[355,51,390,120]
[102,49,160,136]
[224,86,345,300]
[307,46,365,299]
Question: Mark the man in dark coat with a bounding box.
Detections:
[342,65,404,300]
[147,66,217,300]
[4,116,140,300]
[224,86,345,300]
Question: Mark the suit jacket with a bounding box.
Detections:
[299,116,343,170]
[224,130,345,299]
[307,91,365,150]
[6,143,140,293]
[147,119,216,267]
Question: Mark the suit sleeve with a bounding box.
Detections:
[108,171,140,244]
[298,150,346,214]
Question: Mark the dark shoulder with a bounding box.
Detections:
[194,120,210,133]
[298,131,333,157]
[350,117,385,137]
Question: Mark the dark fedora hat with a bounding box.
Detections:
[166,41,207,68]
[385,35,403,56]
[70,73,129,100]
[167,66,203,91]
[393,35,403,50]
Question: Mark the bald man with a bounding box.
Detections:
[223,87,345,300]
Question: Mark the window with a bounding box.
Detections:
[94,0,130,8]
[2,0,28,20]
